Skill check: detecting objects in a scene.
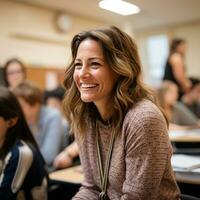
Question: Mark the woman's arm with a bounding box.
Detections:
[120,109,179,199]
[72,184,100,200]
[72,137,100,199]
[53,141,79,169]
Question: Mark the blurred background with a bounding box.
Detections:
[0,0,200,89]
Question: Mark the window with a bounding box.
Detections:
[146,35,169,87]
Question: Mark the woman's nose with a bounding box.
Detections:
[79,66,90,78]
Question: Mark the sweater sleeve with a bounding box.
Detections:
[72,183,99,200]
[72,136,99,199]
[121,108,172,200]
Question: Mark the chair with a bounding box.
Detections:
[181,194,200,200]
[48,179,81,200]
[178,182,200,198]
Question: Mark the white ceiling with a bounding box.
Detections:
[14,0,200,30]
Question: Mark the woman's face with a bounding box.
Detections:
[73,39,118,109]
[164,84,178,106]
[6,62,25,88]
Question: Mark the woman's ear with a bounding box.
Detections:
[7,117,18,128]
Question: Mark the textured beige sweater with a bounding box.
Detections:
[73,100,181,200]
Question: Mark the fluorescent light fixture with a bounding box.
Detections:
[98,0,140,16]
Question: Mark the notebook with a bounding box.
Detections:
[171,154,200,172]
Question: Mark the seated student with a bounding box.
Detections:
[157,80,200,130]
[3,58,26,90]
[44,86,69,149]
[0,87,48,200]
[44,87,80,169]
[44,86,66,111]
[13,81,65,171]
[181,78,200,118]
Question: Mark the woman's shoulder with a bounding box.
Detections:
[122,100,168,144]
[10,140,34,166]
[169,53,183,64]
[126,99,162,118]
[124,99,166,127]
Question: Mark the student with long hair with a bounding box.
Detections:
[63,26,180,199]
[0,87,48,200]
[157,81,200,130]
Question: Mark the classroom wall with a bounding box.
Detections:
[135,21,200,82]
[0,0,105,68]
[0,0,199,85]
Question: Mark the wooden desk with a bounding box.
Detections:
[49,165,84,184]
[50,165,200,188]
[169,130,200,142]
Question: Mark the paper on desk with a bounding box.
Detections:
[169,129,200,137]
[171,154,200,172]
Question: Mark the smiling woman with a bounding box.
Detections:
[63,26,181,200]
[73,39,118,119]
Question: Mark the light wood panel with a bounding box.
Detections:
[50,165,84,184]
[26,66,65,89]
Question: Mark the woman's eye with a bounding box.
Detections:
[91,62,100,69]
[74,63,82,69]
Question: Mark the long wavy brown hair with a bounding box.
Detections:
[63,26,161,140]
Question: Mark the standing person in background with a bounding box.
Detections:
[163,38,191,100]
[63,26,180,199]
[3,58,26,90]
[0,87,48,200]
[13,81,65,171]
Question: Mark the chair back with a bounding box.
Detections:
[181,194,200,200]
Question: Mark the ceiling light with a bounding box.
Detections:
[98,0,140,16]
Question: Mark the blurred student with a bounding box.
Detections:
[44,86,65,111]
[0,87,48,200]
[13,81,65,171]
[181,78,200,118]
[157,81,200,130]
[163,38,191,100]
[44,86,69,147]
[3,58,26,90]
[44,87,80,169]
